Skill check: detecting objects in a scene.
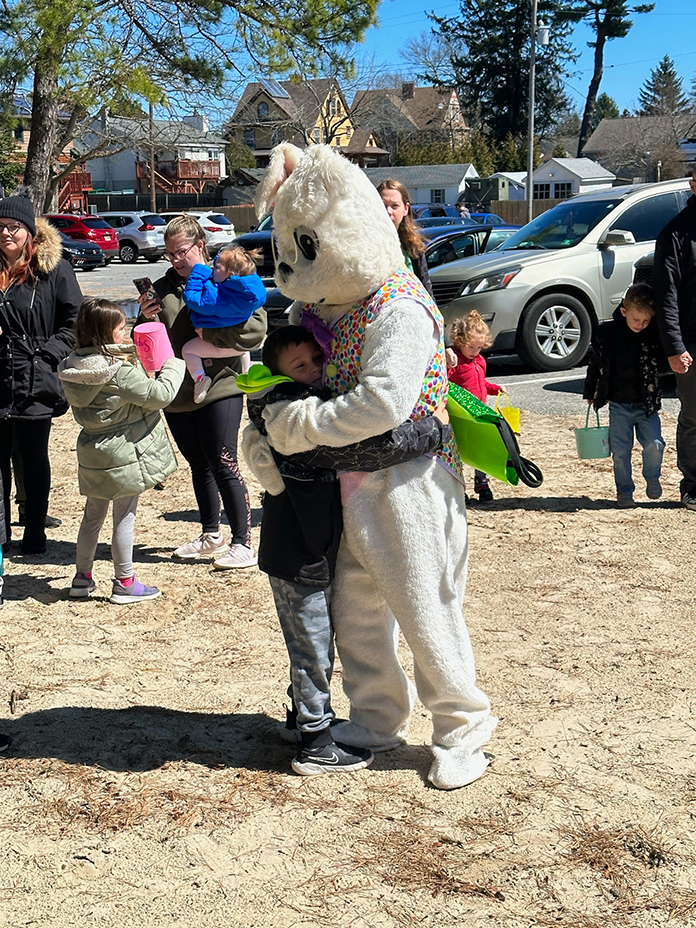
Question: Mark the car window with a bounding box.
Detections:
[427,234,477,268]
[103,217,121,228]
[83,218,112,230]
[485,230,514,251]
[609,192,681,243]
[257,215,274,232]
[48,217,67,228]
[140,214,167,226]
[206,214,232,225]
[502,197,624,251]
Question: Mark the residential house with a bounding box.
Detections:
[342,129,390,168]
[584,115,696,183]
[226,78,356,168]
[529,158,615,199]
[82,113,226,196]
[468,172,528,207]
[8,94,93,211]
[363,163,478,206]
[351,83,469,161]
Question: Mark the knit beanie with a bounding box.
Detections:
[0,195,37,237]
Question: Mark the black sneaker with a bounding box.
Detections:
[478,486,494,502]
[292,740,374,776]
[682,492,696,511]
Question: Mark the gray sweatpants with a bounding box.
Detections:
[75,495,139,579]
[268,576,335,734]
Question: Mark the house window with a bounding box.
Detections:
[13,124,23,140]
[244,129,256,150]
[207,150,217,161]
[329,99,337,116]
[257,101,269,119]
[534,183,551,199]
[430,189,445,204]
[272,129,284,146]
[313,128,321,143]
[346,127,352,140]
[554,182,572,199]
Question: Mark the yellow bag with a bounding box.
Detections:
[494,393,520,434]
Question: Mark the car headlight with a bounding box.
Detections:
[458,266,521,297]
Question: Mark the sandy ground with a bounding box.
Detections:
[2,407,696,928]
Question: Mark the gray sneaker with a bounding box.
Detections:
[69,572,96,598]
[110,576,161,604]
[173,531,228,560]
[646,479,662,500]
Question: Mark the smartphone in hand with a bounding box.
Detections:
[133,277,162,309]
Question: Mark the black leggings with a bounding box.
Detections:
[166,396,251,545]
[0,418,52,547]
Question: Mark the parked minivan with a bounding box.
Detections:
[429,178,691,371]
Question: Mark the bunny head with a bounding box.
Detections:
[255,143,403,306]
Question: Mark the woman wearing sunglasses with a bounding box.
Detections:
[136,215,266,569]
[0,194,82,555]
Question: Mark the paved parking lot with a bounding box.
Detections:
[74,255,168,313]
[77,259,680,418]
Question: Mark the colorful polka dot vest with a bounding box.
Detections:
[303,268,464,483]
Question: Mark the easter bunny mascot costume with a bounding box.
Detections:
[244,143,497,789]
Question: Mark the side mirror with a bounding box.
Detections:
[600,229,636,248]
[249,224,257,232]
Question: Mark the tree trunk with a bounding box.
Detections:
[577,26,607,157]
[23,56,60,213]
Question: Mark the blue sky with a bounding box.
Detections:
[357,0,696,114]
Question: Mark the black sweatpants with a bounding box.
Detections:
[0,418,52,549]
[165,395,251,546]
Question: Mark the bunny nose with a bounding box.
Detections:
[278,262,293,278]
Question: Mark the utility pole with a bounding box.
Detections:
[526,2,549,224]
[149,102,156,212]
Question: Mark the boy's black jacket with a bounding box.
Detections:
[583,307,667,417]
[249,382,451,588]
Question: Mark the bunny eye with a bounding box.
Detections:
[294,227,318,261]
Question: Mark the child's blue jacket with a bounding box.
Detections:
[184,264,267,329]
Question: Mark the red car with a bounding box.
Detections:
[43,214,119,263]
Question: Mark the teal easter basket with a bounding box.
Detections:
[447,382,543,488]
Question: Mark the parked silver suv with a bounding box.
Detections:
[99,211,168,264]
[429,178,691,371]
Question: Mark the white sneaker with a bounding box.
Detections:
[194,375,212,404]
[213,543,258,570]
[173,531,228,560]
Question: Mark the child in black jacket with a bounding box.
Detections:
[239,326,451,777]
[583,283,666,507]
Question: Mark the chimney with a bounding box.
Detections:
[401,82,415,100]
[183,112,209,133]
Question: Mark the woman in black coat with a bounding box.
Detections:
[0,195,82,554]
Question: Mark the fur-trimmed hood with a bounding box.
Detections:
[59,345,134,406]
[31,217,64,276]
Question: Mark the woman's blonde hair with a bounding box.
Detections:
[450,311,493,352]
[376,178,426,258]
[165,214,210,262]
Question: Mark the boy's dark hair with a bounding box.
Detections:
[76,298,127,352]
[262,325,317,374]
[623,282,654,314]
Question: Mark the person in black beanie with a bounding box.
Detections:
[0,193,82,554]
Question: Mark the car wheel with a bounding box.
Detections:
[146,256,160,263]
[518,293,591,372]
[119,242,138,263]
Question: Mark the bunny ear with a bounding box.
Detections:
[255,143,303,218]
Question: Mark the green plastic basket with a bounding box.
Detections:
[447,382,519,485]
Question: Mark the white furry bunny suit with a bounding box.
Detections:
[244,143,497,789]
